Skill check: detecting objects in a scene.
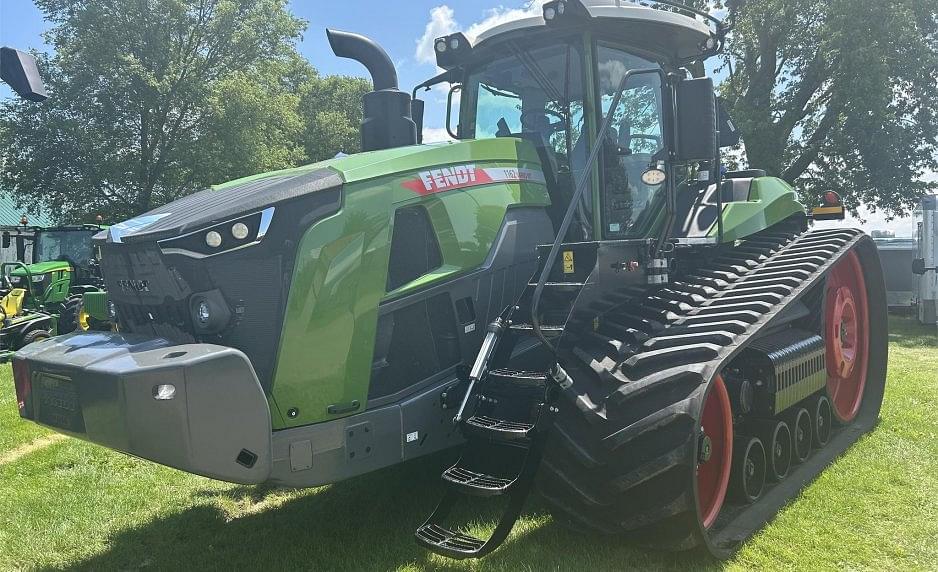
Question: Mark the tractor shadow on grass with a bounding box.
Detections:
[61,452,722,572]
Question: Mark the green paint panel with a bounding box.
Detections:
[81,290,110,321]
[10,260,70,275]
[212,139,542,191]
[712,177,806,242]
[268,139,549,429]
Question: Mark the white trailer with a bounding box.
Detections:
[917,195,938,324]
[875,237,918,310]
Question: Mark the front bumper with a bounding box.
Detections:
[13,332,272,484]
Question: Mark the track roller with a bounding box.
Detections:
[745,420,791,481]
[811,395,833,447]
[729,436,766,503]
[786,407,813,463]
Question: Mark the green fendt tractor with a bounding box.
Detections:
[11,1,887,560]
[0,225,108,360]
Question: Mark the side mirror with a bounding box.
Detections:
[0,47,48,102]
[675,77,717,163]
[1,232,9,250]
[412,98,425,144]
[913,258,928,276]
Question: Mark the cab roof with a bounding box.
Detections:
[474,0,714,62]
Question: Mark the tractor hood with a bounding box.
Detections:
[11,260,70,276]
[94,137,541,399]
[99,139,540,245]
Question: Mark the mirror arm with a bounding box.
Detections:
[446,84,463,140]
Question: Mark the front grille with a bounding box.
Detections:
[117,300,195,344]
[99,182,343,393]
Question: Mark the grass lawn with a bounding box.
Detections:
[0,316,936,571]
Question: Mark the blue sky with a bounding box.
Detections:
[0,0,540,134]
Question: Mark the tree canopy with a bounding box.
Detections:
[0,0,370,223]
[715,0,938,215]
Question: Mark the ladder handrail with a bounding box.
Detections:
[530,67,664,353]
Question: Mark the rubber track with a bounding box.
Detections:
[536,226,886,556]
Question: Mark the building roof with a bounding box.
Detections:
[0,193,53,227]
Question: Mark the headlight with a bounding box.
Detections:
[231,222,250,240]
[158,207,274,259]
[197,300,211,324]
[205,231,223,248]
[189,290,232,334]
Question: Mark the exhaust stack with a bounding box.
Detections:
[327,29,417,152]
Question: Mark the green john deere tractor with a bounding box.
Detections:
[11,1,887,560]
[0,225,109,360]
[1,48,111,358]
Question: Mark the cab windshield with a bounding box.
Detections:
[462,39,591,238]
[34,230,95,264]
[461,40,668,239]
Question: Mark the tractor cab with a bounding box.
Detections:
[0,225,106,359]
[2,225,104,305]
[417,0,732,247]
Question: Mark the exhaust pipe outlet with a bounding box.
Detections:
[327,29,417,152]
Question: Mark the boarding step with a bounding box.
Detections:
[415,524,488,559]
[464,415,536,441]
[527,281,586,291]
[508,323,565,337]
[442,465,517,497]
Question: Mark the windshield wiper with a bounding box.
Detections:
[480,83,521,100]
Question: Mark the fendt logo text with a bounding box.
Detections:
[419,165,479,192]
[117,279,150,293]
[402,164,546,196]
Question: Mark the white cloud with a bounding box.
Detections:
[463,1,550,43]
[423,127,455,143]
[415,2,550,66]
[416,6,458,65]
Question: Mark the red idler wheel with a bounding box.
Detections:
[811,395,833,447]
[825,251,870,423]
[696,375,734,529]
[743,419,792,482]
[786,407,813,463]
[729,436,766,504]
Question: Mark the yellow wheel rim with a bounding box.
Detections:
[77,306,91,331]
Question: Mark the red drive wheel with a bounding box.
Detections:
[697,375,733,529]
[824,251,870,423]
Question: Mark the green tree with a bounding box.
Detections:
[0,0,369,224]
[300,75,371,162]
[714,0,938,215]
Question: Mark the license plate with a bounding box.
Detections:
[36,373,86,433]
